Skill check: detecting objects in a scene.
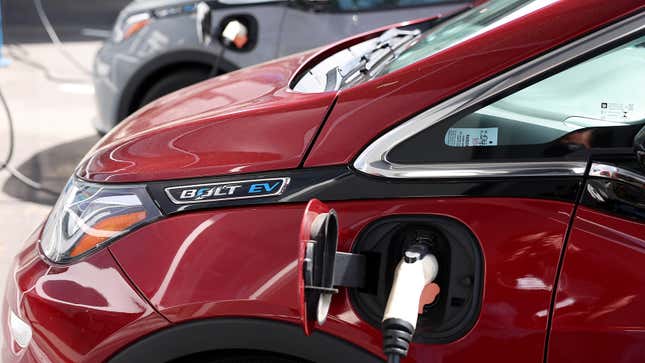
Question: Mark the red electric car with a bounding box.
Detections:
[3,0,645,362]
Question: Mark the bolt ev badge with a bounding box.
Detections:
[165,178,290,204]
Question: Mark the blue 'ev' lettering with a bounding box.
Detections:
[248,182,281,193]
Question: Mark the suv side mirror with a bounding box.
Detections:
[196,2,213,46]
[635,125,645,170]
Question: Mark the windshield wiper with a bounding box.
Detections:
[335,28,421,89]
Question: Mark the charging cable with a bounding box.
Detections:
[32,0,92,76]
[6,45,89,84]
[4,0,93,83]
[0,87,58,195]
[382,243,439,363]
[0,0,87,195]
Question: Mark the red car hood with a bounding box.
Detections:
[78,51,337,183]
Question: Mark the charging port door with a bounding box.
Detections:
[298,199,339,335]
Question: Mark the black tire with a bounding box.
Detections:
[138,68,211,109]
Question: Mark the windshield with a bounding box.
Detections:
[291,0,556,93]
[383,0,549,74]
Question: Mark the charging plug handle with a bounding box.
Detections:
[382,244,438,361]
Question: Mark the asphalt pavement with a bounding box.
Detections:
[0,40,102,348]
[3,0,128,43]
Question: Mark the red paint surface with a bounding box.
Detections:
[109,197,572,362]
[304,0,643,167]
[77,15,450,185]
[77,53,335,183]
[2,228,168,363]
[78,2,643,184]
[548,207,645,363]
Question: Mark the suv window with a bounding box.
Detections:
[334,0,457,11]
[387,35,645,164]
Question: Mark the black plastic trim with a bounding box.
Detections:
[148,166,582,215]
[333,252,367,289]
[108,318,381,363]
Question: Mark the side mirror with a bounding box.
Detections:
[196,2,213,46]
[220,19,249,49]
[635,125,645,170]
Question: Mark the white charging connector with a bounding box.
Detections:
[382,245,439,363]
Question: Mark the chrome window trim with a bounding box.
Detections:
[360,159,587,178]
[589,163,645,189]
[354,12,645,179]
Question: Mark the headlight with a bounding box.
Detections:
[40,177,161,264]
[113,12,151,43]
[112,4,197,43]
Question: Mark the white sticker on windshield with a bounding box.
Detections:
[600,102,635,122]
[445,127,498,147]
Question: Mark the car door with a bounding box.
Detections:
[545,36,645,361]
[276,0,469,57]
[547,165,645,363]
[296,16,644,363]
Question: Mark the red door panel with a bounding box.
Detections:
[548,207,645,363]
[109,197,573,362]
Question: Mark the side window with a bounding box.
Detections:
[333,0,456,12]
[387,35,645,164]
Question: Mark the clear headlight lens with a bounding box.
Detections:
[113,12,151,43]
[112,4,198,43]
[40,177,161,264]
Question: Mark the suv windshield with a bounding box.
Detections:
[382,0,545,74]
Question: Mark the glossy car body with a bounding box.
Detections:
[92,0,470,134]
[5,0,645,362]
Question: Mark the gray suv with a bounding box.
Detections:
[93,0,469,134]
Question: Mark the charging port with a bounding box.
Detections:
[349,215,483,344]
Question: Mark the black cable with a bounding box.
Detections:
[3,0,92,84]
[6,44,89,84]
[382,318,414,363]
[0,87,59,196]
[0,88,14,169]
[0,0,90,196]
[32,0,92,76]
[209,42,228,78]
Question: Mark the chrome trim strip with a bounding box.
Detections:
[589,163,645,189]
[359,159,587,178]
[354,12,644,179]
